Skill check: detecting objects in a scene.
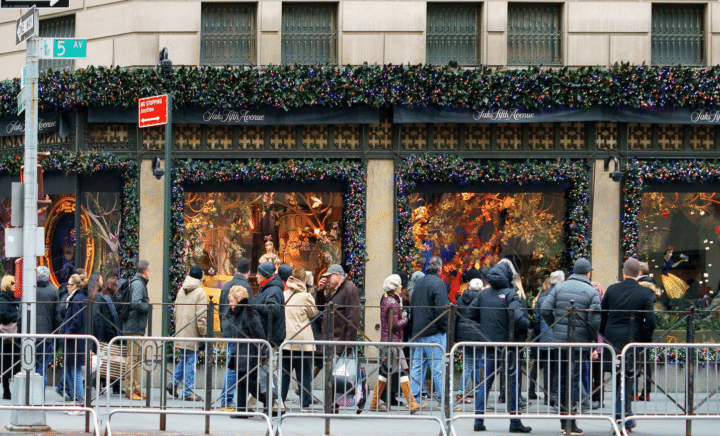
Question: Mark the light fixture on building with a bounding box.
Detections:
[604,156,623,183]
[159,47,172,74]
[152,156,165,179]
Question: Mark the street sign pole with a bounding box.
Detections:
[162,95,172,338]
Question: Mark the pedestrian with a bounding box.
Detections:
[54,264,75,400]
[588,281,605,410]
[93,276,123,394]
[541,259,601,436]
[530,273,562,406]
[123,260,151,400]
[36,266,60,390]
[218,257,254,411]
[455,277,486,406]
[280,267,318,411]
[61,273,88,403]
[167,264,207,402]
[471,261,531,433]
[636,262,661,401]
[0,275,19,400]
[600,258,656,432]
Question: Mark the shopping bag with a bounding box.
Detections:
[332,352,358,395]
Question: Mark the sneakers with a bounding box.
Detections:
[219,405,236,412]
[126,391,145,401]
[473,423,487,432]
[562,425,584,435]
[509,423,532,433]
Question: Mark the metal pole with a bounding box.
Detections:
[204,296,214,435]
[324,303,335,435]
[686,307,696,436]
[84,296,93,432]
[145,305,153,409]
[162,94,173,338]
[566,301,576,436]
[444,304,456,425]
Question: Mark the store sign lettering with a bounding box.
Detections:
[691,110,720,123]
[203,109,265,123]
[473,108,535,121]
[4,118,57,134]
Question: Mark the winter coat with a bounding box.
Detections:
[469,262,529,344]
[227,302,266,372]
[56,284,69,330]
[282,276,318,352]
[122,273,150,336]
[64,287,88,366]
[174,276,208,351]
[316,276,361,343]
[36,279,59,334]
[254,274,286,347]
[219,273,255,338]
[455,289,483,343]
[0,290,19,330]
[93,293,121,343]
[532,289,555,345]
[601,278,656,352]
[541,274,601,343]
[380,292,408,343]
[410,272,449,339]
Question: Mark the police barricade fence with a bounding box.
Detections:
[276,339,448,436]
[0,332,102,436]
[449,341,621,436]
[103,336,273,436]
[620,342,720,433]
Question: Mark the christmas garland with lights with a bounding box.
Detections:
[169,158,367,331]
[623,159,720,259]
[3,64,720,118]
[396,155,590,273]
[0,150,139,277]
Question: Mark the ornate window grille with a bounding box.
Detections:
[39,15,75,72]
[652,4,705,67]
[282,3,337,65]
[200,3,257,66]
[426,3,481,66]
[507,3,562,66]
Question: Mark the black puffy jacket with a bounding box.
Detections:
[36,279,59,334]
[455,289,483,343]
[254,275,286,347]
[0,290,19,325]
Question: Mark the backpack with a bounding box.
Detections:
[115,277,139,321]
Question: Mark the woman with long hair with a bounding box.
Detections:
[0,275,19,399]
[531,271,564,405]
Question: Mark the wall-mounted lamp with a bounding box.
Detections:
[159,47,172,74]
[604,156,623,183]
[152,156,165,180]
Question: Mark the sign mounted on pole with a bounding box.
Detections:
[38,38,87,59]
[16,86,29,116]
[138,95,169,128]
[2,0,70,8]
[14,6,36,45]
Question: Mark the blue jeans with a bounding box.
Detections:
[458,347,483,396]
[475,350,521,426]
[36,340,54,389]
[171,348,197,397]
[615,372,635,427]
[220,343,236,407]
[410,333,445,402]
[61,364,84,402]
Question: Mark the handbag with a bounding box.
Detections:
[0,322,17,344]
[332,351,358,395]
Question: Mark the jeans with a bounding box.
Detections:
[615,372,634,427]
[220,343,236,407]
[474,350,521,426]
[171,348,197,397]
[36,340,54,389]
[61,364,84,403]
[410,333,445,402]
[458,346,483,396]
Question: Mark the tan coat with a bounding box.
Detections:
[174,276,208,350]
[282,276,318,352]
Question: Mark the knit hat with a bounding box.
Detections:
[468,278,484,291]
[278,264,293,282]
[37,266,50,282]
[236,257,251,274]
[463,267,483,283]
[189,264,204,280]
[573,258,592,275]
[383,274,402,293]
[257,261,275,278]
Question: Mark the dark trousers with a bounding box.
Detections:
[558,349,582,428]
[236,365,267,411]
[281,354,313,408]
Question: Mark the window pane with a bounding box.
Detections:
[39,15,75,73]
[282,3,337,65]
[427,3,481,66]
[507,3,562,66]
[652,5,704,67]
[201,3,256,66]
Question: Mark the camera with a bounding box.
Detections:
[152,156,165,180]
[609,170,624,182]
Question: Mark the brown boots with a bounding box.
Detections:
[400,376,422,414]
[368,376,387,411]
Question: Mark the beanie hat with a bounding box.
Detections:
[236,257,251,274]
[463,267,483,283]
[257,261,275,278]
[37,266,50,282]
[383,274,402,293]
[468,278,484,291]
[278,264,293,282]
[189,264,204,280]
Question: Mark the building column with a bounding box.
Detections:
[138,158,165,337]
[363,159,395,341]
[591,158,622,290]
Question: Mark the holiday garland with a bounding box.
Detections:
[0,151,139,277]
[4,64,720,118]
[623,159,720,259]
[396,155,590,273]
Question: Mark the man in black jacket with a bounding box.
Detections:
[471,261,531,433]
[36,266,59,389]
[601,258,656,432]
[409,256,449,404]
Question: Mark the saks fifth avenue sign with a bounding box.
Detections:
[691,109,720,123]
[1,114,61,137]
[202,109,265,123]
[473,108,535,121]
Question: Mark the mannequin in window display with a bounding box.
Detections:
[259,238,280,270]
[661,246,689,300]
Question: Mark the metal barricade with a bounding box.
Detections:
[276,340,448,436]
[103,336,273,436]
[621,342,720,434]
[0,333,102,435]
[449,341,621,436]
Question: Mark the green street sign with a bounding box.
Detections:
[38,38,86,59]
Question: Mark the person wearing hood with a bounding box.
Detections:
[280,268,318,410]
[61,273,89,403]
[167,265,207,402]
[455,277,486,406]
[35,266,60,390]
[470,261,531,433]
[255,261,286,348]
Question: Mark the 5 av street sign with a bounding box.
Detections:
[138,95,169,128]
[14,7,35,45]
[38,38,87,58]
[2,0,70,8]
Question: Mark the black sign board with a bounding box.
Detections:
[1,0,69,8]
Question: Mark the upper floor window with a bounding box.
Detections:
[39,15,75,72]
[507,3,562,66]
[426,3,481,66]
[282,3,337,65]
[200,3,257,66]
[652,4,704,67]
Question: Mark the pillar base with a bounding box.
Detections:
[4,424,52,433]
